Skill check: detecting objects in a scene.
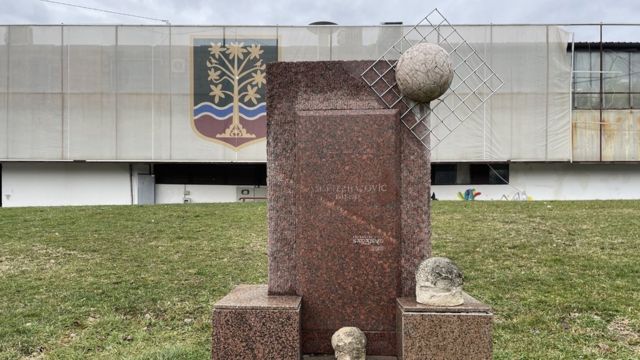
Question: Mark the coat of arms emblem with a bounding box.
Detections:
[192,38,277,150]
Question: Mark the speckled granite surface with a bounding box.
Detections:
[296,109,400,356]
[396,292,493,360]
[397,292,492,314]
[215,284,301,310]
[266,61,431,356]
[212,285,301,360]
[304,356,397,360]
[303,329,397,356]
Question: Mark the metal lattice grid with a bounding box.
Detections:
[361,8,504,150]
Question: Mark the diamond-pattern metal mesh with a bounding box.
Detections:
[361,8,504,150]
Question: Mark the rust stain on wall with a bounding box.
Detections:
[602,110,640,161]
[573,110,640,161]
[572,110,600,161]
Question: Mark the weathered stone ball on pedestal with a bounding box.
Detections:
[395,43,454,103]
[416,257,464,306]
[331,327,366,360]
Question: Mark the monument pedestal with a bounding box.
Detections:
[212,285,301,360]
[396,293,493,360]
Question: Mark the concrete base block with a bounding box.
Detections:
[396,292,493,360]
[212,285,302,360]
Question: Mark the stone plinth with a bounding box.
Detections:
[267,61,431,356]
[212,285,301,360]
[396,293,493,360]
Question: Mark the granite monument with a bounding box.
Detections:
[213,16,496,358]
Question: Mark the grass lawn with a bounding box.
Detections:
[0,201,639,359]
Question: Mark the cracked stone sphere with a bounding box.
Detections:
[416,257,464,306]
[331,327,366,360]
[395,43,453,103]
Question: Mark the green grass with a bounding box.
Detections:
[0,201,639,359]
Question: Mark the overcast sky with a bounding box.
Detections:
[1,0,640,40]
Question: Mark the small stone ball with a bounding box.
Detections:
[331,327,366,360]
[416,257,464,306]
[395,43,454,103]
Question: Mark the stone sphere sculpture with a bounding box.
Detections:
[416,257,464,306]
[331,327,366,360]
[395,43,454,103]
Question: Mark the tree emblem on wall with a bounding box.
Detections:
[192,39,277,150]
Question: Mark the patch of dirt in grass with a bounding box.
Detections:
[595,343,613,354]
[0,244,93,277]
[0,254,37,276]
[247,232,267,253]
[608,318,640,353]
[24,348,46,359]
[0,257,13,274]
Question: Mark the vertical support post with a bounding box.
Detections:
[151,28,155,160]
[570,32,575,163]
[168,25,173,160]
[5,26,11,158]
[545,25,550,161]
[61,26,65,160]
[599,23,603,162]
[629,40,632,111]
[115,25,119,160]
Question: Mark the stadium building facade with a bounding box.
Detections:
[0,24,639,206]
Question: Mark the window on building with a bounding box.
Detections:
[154,163,267,185]
[574,49,601,109]
[631,53,640,108]
[431,164,457,185]
[431,163,509,185]
[603,52,630,109]
[573,44,640,110]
